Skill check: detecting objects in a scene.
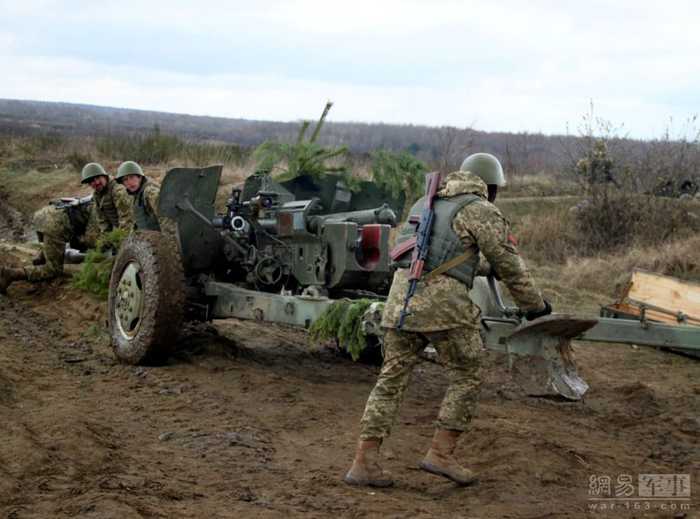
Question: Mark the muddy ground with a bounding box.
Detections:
[0,201,698,519]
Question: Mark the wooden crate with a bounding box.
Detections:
[606,269,700,326]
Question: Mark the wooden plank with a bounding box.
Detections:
[604,302,700,326]
[625,269,700,323]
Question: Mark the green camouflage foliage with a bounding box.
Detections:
[72,229,128,299]
[309,298,374,360]
[371,150,427,210]
[252,102,350,184]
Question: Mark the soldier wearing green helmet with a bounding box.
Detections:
[82,162,134,234]
[345,153,551,488]
[116,161,162,231]
[1,162,132,295]
[460,152,506,202]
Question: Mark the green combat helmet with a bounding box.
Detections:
[460,153,506,186]
[80,162,108,184]
[116,161,144,182]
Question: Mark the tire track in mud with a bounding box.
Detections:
[0,194,30,242]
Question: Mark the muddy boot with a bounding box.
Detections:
[0,267,27,295]
[419,429,477,486]
[344,439,394,487]
[32,250,46,266]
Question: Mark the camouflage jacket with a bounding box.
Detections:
[33,200,101,250]
[93,178,134,233]
[381,171,545,332]
[132,179,162,231]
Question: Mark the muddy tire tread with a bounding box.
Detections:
[108,231,186,365]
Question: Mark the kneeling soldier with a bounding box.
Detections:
[0,163,133,295]
[0,197,92,294]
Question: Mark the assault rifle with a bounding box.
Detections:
[397,171,442,329]
[51,195,93,210]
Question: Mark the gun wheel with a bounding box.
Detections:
[108,231,185,365]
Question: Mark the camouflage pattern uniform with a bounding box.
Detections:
[131,177,181,237]
[359,171,545,440]
[131,178,164,231]
[25,203,93,282]
[94,178,134,232]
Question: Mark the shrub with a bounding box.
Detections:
[572,187,698,253]
[252,102,349,182]
[516,190,700,264]
[72,229,128,299]
[371,149,427,209]
[309,299,374,360]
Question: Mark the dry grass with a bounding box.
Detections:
[538,235,700,306]
[0,166,85,214]
[515,194,699,260]
[500,185,700,314]
[500,172,580,198]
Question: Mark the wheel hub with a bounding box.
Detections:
[115,262,144,339]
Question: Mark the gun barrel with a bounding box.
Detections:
[308,204,397,233]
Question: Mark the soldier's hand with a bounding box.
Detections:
[524,299,552,321]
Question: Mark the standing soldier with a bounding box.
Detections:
[116,161,162,231]
[0,163,133,295]
[344,153,552,488]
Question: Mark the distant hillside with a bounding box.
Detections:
[0,98,595,173]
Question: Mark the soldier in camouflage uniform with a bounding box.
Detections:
[0,163,133,294]
[344,153,551,488]
[87,162,134,234]
[116,161,166,231]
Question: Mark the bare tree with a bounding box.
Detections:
[432,125,474,173]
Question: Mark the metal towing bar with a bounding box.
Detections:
[581,318,700,356]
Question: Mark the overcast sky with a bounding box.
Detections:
[1,0,698,138]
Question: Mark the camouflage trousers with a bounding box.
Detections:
[24,205,98,282]
[24,232,67,282]
[359,326,483,440]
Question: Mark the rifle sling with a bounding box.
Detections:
[422,251,473,282]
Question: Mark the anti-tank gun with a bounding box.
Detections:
[211,174,397,295]
[107,165,400,364]
[106,165,700,402]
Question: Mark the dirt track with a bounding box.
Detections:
[0,266,698,518]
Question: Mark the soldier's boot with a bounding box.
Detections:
[343,439,394,487]
[32,250,46,266]
[419,429,477,486]
[0,267,27,295]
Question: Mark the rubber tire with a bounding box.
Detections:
[108,231,186,365]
